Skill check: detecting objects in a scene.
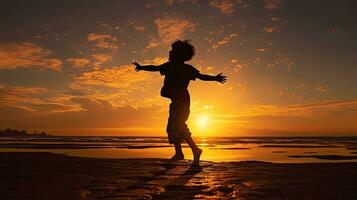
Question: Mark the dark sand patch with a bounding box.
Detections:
[260,145,340,148]
[1,152,357,199]
[272,151,287,154]
[116,145,171,149]
[0,143,172,149]
[289,155,357,160]
[0,143,114,149]
[209,147,250,150]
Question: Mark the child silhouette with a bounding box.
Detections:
[133,40,226,166]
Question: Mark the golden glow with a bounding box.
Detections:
[2,1,357,137]
[196,115,210,129]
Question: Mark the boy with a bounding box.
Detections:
[133,40,226,166]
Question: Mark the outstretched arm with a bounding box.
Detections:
[132,61,160,72]
[197,72,227,84]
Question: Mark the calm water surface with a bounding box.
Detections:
[1,136,357,163]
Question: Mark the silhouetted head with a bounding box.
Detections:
[169,40,195,63]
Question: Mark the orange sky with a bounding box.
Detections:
[0,0,357,136]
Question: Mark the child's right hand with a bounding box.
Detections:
[215,73,227,84]
[132,61,142,71]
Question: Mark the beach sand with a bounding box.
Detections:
[1,152,357,199]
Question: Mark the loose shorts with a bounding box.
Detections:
[166,97,191,144]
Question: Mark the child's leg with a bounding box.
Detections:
[167,102,184,160]
[174,141,184,155]
[170,141,184,160]
[186,136,202,166]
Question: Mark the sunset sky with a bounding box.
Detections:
[1,0,357,136]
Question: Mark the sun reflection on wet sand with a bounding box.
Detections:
[1,136,357,163]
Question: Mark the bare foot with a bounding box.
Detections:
[169,154,184,161]
[193,148,202,166]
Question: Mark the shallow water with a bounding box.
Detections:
[1,136,357,163]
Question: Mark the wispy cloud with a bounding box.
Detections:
[209,0,243,16]
[256,47,269,52]
[212,33,238,49]
[237,100,357,118]
[146,38,159,49]
[163,0,199,6]
[315,85,328,93]
[230,58,246,72]
[271,16,281,21]
[66,58,90,68]
[0,86,47,105]
[74,65,149,89]
[151,16,195,47]
[165,0,175,6]
[133,25,146,32]
[264,0,284,10]
[0,86,80,114]
[266,53,294,71]
[129,21,146,32]
[86,33,118,50]
[0,96,164,134]
[91,54,112,68]
[142,57,168,65]
[0,42,62,70]
[296,83,305,88]
[264,26,276,33]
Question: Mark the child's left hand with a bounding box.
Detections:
[132,61,142,71]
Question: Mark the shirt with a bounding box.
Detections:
[159,62,200,100]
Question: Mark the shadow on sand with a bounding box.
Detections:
[115,160,206,199]
[151,163,205,199]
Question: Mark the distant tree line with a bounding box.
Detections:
[0,128,49,137]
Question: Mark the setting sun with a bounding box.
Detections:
[197,115,210,129]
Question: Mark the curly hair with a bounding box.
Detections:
[170,40,195,62]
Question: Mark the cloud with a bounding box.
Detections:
[129,21,146,32]
[210,0,243,16]
[296,83,305,88]
[165,0,175,6]
[329,28,337,34]
[0,86,47,105]
[271,16,281,21]
[91,54,112,68]
[264,0,284,10]
[315,85,328,93]
[0,96,164,135]
[146,39,159,49]
[212,33,238,49]
[74,65,149,89]
[133,25,146,31]
[152,16,195,47]
[287,100,357,116]
[230,58,246,72]
[237,100,357,118]
[0,86,80,114]
[265,53,294,71]
[142,57,168,65]
[0,42,62,70]
[86,33,118,50]
[70,61,165,108]
[256,48,269,52]
[163,0,199,6]
[71,97,112,111]
[264,26,276,33]
[30,103,78,114]
[66,58,90,68]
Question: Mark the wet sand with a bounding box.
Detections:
[1,152,357,200]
